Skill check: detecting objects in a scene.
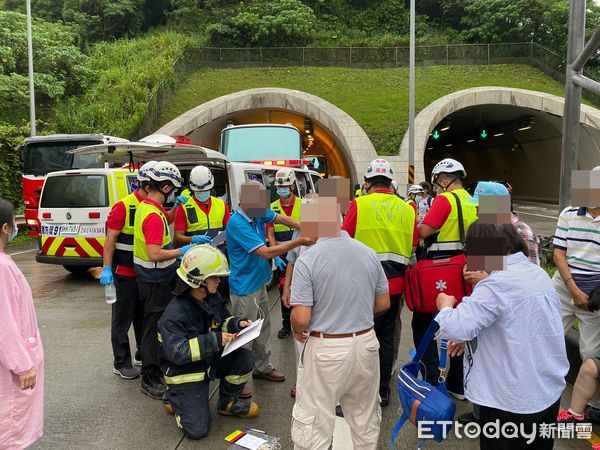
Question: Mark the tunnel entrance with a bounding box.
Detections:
[155,88,380,185]
[400,87,600,203]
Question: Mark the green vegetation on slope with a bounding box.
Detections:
[158,64,566,155]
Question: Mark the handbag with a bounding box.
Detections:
[405,192,471,313]
[391,319,456,450]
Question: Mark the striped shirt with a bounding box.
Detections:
[553,206,600,294]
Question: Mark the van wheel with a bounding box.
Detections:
[63,265,89,275]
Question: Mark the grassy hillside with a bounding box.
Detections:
[158,64,566,155]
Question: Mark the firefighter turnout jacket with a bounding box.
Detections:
[157,292,246,389]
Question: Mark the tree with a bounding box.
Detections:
[0,11,90,123]
[208,0,317,47]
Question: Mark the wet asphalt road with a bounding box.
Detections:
[5,233,591,450]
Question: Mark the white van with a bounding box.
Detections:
[70,141,321,211]
[36,168,137,274]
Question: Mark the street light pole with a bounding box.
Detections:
[26,0,36,137]
[408,0,415,187]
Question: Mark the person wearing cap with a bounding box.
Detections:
[266,168,301,339]
[416,157,477,400]
[133,161,198,399]
[158,245,258,440]
[342,158,417,407]
[174,165,231,247]
[99,161,157,380]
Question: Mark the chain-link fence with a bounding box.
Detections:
[136,42,599,140]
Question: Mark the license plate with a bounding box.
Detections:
[59,224,80,235]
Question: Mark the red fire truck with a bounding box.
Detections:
[19,134,128,236]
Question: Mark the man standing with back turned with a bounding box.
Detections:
[291,196,391,450]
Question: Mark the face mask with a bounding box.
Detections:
[194,191,210,202]
[8,223,18,242]
[166,189,176,205]
[277,187,291,198]
[415,195,422,204]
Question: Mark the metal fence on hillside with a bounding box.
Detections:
[134,41,600,140]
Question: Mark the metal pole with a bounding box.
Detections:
[26,0,36,137]
[408,0,415,185]
[559,0,586,211]
[573,27,600,71]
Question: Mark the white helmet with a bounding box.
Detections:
[137,160,157,181]
[391,180,399,191]
[431,158,466,184]
[274,168,296,186]
[189,166,214,191]
[147,161,183,188]
[408,184,424,195]
[364,159,394,180]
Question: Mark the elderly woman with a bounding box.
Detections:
[0,198,44,449]
[435,222,568,450]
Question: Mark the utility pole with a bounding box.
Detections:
[559,0,600,210]
[26,0,36,137]
[408,0,415,188]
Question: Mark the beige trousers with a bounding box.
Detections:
[292,330,382,450]
[229,285,274,374]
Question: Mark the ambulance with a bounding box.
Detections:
[36,168,136,274]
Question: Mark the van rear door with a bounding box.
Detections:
[37,172,111,264]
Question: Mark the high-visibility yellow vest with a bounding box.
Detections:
[355,188,362,198]
[133,200,176,282]
[355,192,415,264]
[270,196,301,243]
[428,188,478,252]
[182,196,226,238]
[113,191,141,267]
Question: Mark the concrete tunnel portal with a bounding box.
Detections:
[156,87,600,203]
[156,88,380,187]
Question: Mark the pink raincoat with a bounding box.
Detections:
[0,252,44,450]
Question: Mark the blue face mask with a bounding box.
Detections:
[194,191,211,203]
[277,187,291,198]
[166,189,176,205]
[8,223,17,242]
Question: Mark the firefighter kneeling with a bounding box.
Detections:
[158,245,259,439]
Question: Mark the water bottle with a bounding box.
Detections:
[105,284,117,304]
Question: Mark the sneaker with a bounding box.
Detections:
[586,406,600,424]
[133,350,142,367]
[557,409,586,423]
[113,366,139,380]
[218,400,260,418]
[277,326,292,339]
[141,376,166,399]
[457,411,478,425]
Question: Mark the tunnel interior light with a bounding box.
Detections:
[493,132,504,137]
[426,146,434,150]
[439,118,451,132]
[466,139,475,143]
[445,143,453,147]
[432,130,441,140]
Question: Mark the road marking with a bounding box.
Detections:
[332,416,353,449]
[8,248,37,256]
[517,212,558,220]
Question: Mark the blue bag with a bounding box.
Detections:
[390,319,456,449]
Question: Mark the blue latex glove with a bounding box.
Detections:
[274,256,287,271]
[174,195,188,206]
[179,243,196,257]
[191,235,212,245]
[100,266,114,286]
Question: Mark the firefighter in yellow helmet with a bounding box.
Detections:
[158,245,258,440]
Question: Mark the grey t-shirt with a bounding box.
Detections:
[291,230,389,334]
[286,230,305,264]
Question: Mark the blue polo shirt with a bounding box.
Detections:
[226,207,277,296]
